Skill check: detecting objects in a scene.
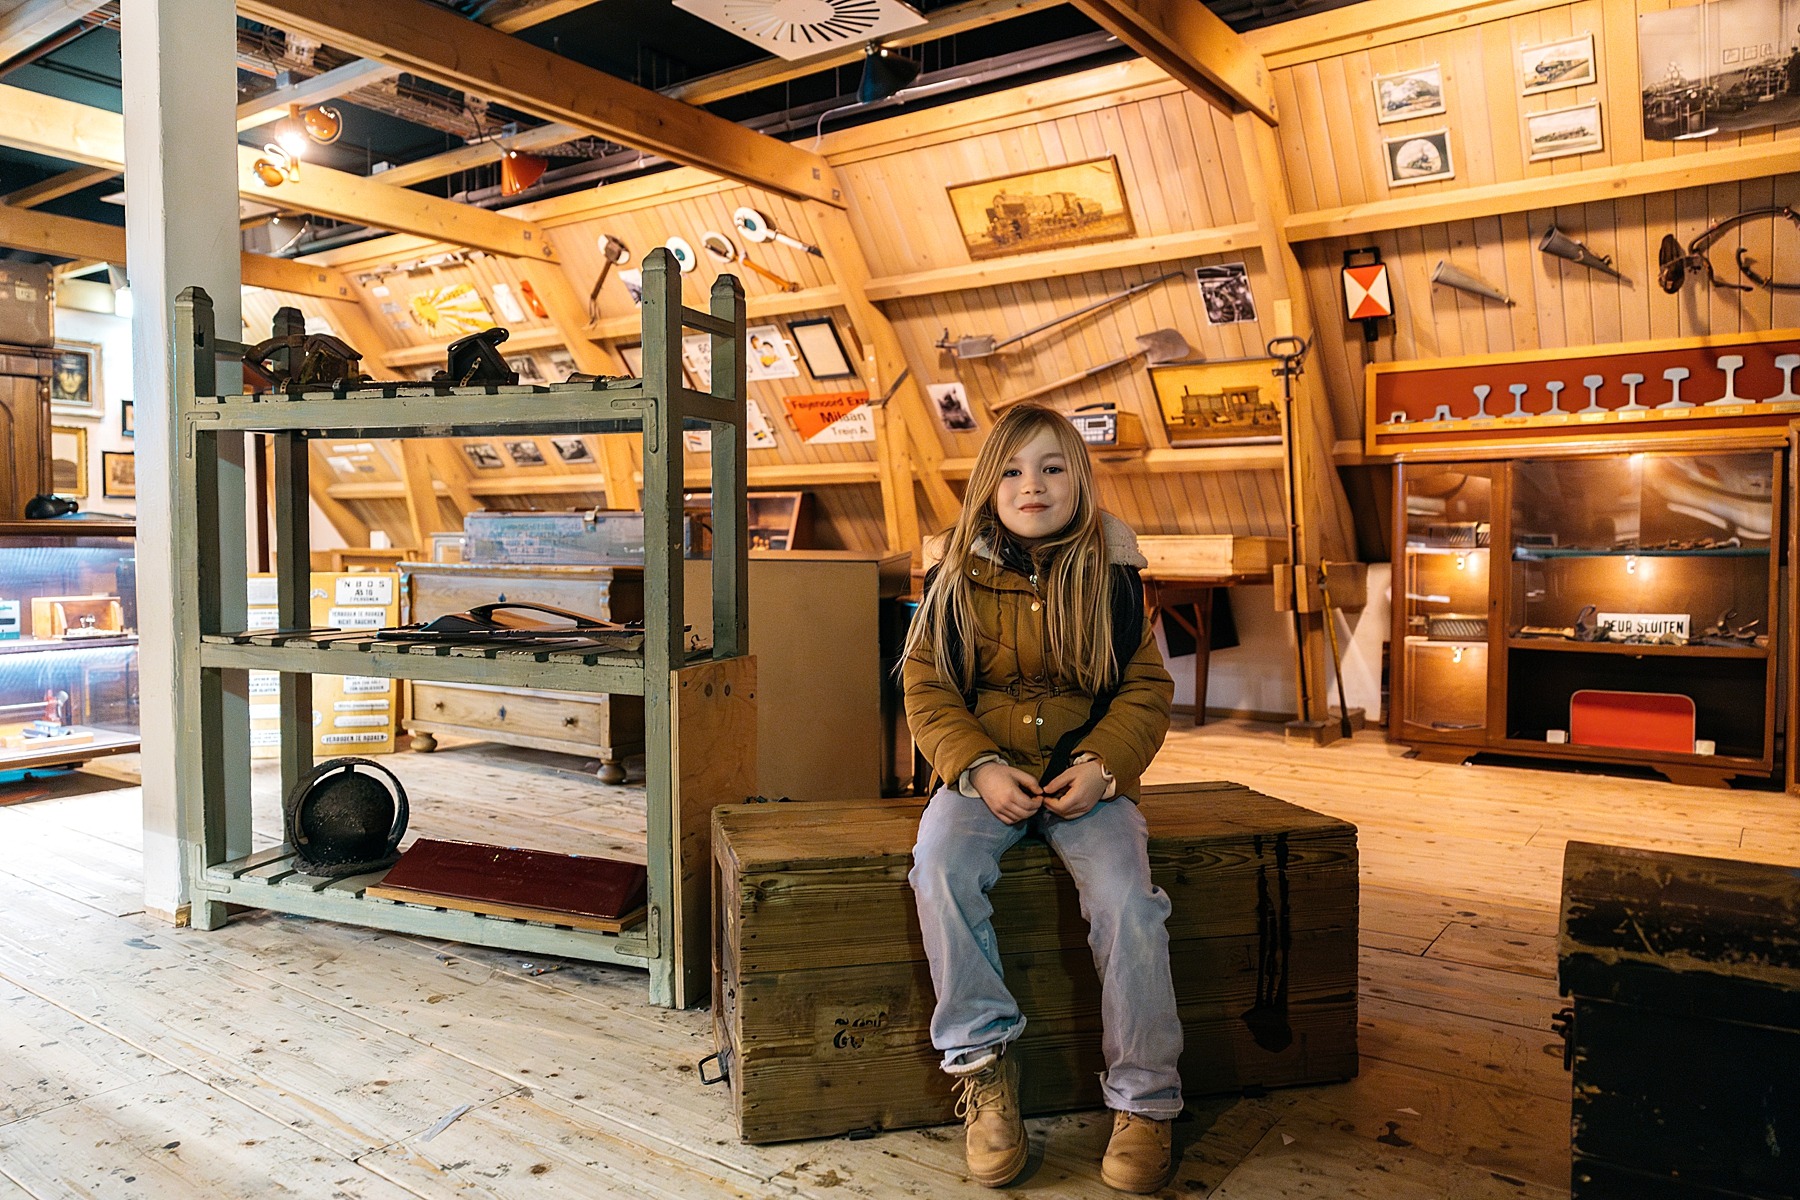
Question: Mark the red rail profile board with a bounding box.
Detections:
[1568,690,1696,755]
[366,838,647,932]
[1365,329,1800,457]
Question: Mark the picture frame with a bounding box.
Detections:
[1382,129,1455,187]
[1372,64,1447,123]
[461,441,505,470]
[946,156,1135,262]
[50,341,101,416]
[787,317,856,380]
[927,382,979,432]
[745,325,801,381]
[121,399,134,437]
[1525,100,1604,161]
[50,425,86,497]
[1519,33,1597,96]
[550,436,595,465]
[1149,360,1284,446]
[503,439,547,467]
[101,450,135,499]
[1194,263,1259,325]
[1639,3,1792,142]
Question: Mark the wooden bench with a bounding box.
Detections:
[711,782,1360,1144]
[1559,841,1800,1200]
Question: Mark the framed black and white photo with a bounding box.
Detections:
[50,341,101,416]
[551,436,595,465]
[1639,1,1800,141]
[1194,263,1258,325]
[927,382,979,432]
[1372,64,1446,123]
[1525,101,1604,160]
[461,441,505,470]
[1382,129,1455,187]
[101,450,135,499]
[787,316,856,379]
[506,355,547,385]
[504,439,547,467]
[1519,33,1597,95]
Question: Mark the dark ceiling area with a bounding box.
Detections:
[0,0,1368,262]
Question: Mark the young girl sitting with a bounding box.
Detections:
[902,405,1181,1193]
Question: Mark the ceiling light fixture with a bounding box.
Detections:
[301,104,343,145]
[858,42,920,104]
[252,143,301,187]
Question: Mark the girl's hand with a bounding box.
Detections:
[971,761,1044,824]
[1040,759,1109,819]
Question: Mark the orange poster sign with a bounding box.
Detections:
[782,391,873,443]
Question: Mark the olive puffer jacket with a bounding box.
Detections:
[904,514,1174,799]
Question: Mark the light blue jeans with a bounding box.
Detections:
[908,786,1184,1119]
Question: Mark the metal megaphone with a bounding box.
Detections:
[1540,226,1624,280]
[1431,260,1513,306]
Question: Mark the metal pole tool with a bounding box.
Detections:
[1268,333,1313,725]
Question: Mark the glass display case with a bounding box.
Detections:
[1393,463,1497,744]
[1390,448,1782,786]
[0,519,139,772]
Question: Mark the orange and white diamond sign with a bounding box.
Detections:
[1342,263,1393,320]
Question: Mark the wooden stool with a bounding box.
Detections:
[711,782,1360,1143]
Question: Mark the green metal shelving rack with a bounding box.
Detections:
[171,249,749,1007]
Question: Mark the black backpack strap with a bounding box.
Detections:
[1040,564,1144,786]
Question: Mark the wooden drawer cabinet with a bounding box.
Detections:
[401,563,645,781]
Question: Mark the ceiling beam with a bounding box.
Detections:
[237,0,846,206]
[0,0,106,63]
[2,164,116,209]
[236,58,392,131]
[369,120,583,188]
[665,0,1065,106]
[0,205,362,299]
[1069,0,1276,123]
[0,84,557,258]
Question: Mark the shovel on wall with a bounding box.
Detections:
[989,328,1192,413]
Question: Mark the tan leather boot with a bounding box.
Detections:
[1100,1110,1173,1193]
[954,1054,1027,1187]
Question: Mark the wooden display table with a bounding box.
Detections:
[1142,571,1272,727]
[712,782,1359,1144]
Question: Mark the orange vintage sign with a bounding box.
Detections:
[782,390,874,444]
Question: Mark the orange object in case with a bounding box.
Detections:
[1569,689,1697,754]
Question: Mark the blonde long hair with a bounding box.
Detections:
[904,405,1117,696]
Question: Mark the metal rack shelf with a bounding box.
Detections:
[172,249,753,1007]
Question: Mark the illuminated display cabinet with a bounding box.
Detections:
[1391,449,1780,788]
[0,519,139,773]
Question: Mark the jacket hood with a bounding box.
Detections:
[923,511,1148,571]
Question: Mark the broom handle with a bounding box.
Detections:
[990,271,1183,351]
[989,351,1143,412]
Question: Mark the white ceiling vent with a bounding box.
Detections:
[673,0,927,61]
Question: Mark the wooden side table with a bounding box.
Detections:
[1142,572,1271,727]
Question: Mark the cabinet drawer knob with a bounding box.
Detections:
[431,701,444,712]
[563,716,579,727]
[497,705,507,720]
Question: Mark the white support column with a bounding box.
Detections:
[123,0,245,920]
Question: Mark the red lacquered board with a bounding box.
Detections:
[1569,690,1697,754]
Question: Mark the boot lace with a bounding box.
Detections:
[954,1065,1010,1120]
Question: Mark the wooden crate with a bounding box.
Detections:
[712,782,1358,1144]
[1560,842,1800,1200]
[1136,535,1287,578]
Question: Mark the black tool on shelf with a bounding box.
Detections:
[435,327,518,386]
[244,305,368,392]
[284,757,409,878]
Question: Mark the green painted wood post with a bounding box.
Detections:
[271,429,313,804]
[709,272,748,659]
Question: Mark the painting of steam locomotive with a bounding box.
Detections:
[1639,0,1800,141]
[947,157,1135,261]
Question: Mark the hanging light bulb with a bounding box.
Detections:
[252,144,299,187]
[276,126,308,162]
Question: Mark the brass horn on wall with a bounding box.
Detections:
[1540,226,1624,280]
[1431,260,1514,305]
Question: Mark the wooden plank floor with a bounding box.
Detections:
[1,723,1794,1198]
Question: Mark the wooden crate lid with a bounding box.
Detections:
[714,781,1354,870]
[1560,840,1800,1028]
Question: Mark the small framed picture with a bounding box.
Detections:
[50,425,86,497]
[928,382,978,432]
[746,325,801,381]
[787,317,856,379]
[50,341,101,416]
[1382,129,1455,187]
[1194,263,1258,325]
[550,436,595,465]
[1372,64,1446,123]
[461,441,504,469]
[101,450,135,498]
[121,399,134,437]
[506,356,547,386]
[1519,33,1596,96]
[1525,101,1604,161]
[503,439,546,467]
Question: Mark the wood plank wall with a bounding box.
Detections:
[256,1,1800,554]
[1266,0,1800,442]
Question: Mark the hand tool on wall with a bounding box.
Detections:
[733,206,821,257]
[700,230,800,292]
[1268,333,1313,726]
[936,271,1184,360]
[1658,206,1800,293]
[586,235,631,323]
[1540,227,1625,279]
[1320,562,1353,741]
[988,328,1191,412]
